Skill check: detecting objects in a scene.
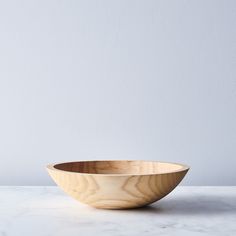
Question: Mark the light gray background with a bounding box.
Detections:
[0,0,235,185]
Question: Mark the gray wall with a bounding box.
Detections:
[0,0,235,185]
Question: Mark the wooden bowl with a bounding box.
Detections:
[46,160,189,209]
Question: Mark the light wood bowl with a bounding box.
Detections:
[47,160,189,209]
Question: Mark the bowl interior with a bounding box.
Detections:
[53,160,188,175]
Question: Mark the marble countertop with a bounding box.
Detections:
[0,186,235,236]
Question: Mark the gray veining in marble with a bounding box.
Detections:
[0,187,235,236]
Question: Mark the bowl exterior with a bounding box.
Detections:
[47,168,188,209]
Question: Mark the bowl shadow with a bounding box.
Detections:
[123,195,236,216]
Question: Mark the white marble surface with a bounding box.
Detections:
[0,186,235,236]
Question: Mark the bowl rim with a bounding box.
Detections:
[46,160,190,176]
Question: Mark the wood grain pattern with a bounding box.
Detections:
[46,160,189,209]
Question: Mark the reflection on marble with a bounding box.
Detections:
[0,186,235,236]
